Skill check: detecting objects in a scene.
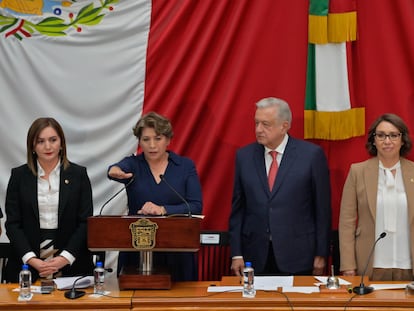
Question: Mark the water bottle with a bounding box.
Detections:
[242,261,256,298]
[94,261,105,295]
[19,264,32,299]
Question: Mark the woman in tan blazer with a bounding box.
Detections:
[339,113,414,281]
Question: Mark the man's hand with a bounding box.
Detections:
[231,258,245,277]
[312,256,326,276]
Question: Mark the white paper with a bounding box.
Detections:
[207,286,242,292]
[89,290,111,297]
[13,286,42,293]
[17,293,33,301]
[54,276,94,290]
[254,276,294,290]
[282,286,320,293]
[371,283,409,290]
[207,276,294,292]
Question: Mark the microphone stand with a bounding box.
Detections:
[64,276,87,299]
[159,174,192,217]
[64,268,113,299]
[353,232,387,295]
[99,176,135,215]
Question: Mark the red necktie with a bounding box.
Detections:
[268,151,278,190]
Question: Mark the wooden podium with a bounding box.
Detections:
[88,215,201,290]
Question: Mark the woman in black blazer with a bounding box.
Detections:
[4,117,94,282]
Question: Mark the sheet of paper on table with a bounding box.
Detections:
[207,276,294,292]
[54,276,94,290]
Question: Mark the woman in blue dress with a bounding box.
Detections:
[108,111,203,281]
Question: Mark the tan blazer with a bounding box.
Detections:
[339,157,414,278]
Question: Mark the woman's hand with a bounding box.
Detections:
[108,166,133,180]
[47,256,70,271]
[27,257,57,277]
[138,201,166,215]
[27,256,70,277]
[342,269,357,276]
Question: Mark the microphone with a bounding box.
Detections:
[64,275,88,299]
[353,232,387,295]
[99,176,135,215]
[159,174,192,217]
[64,268,113,299]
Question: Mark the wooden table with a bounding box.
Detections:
[131,276,414,311]
[0,275,134,310]
[1,275,414,310]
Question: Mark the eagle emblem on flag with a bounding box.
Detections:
[0,0,118,40]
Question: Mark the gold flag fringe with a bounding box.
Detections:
[308,15,328,44]
[309,11,357,44]
[328,12,357,43]
[304,107,365,140]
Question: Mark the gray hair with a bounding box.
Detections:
[255,97,292,126]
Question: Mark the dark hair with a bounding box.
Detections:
[132,112,173,140]
[366,113,412,157]
[27,117,69,175]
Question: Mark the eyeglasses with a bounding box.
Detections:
[373,132,402,141]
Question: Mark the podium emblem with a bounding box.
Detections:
[129,218,159,250]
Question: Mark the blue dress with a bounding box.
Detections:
[108,151,203,281]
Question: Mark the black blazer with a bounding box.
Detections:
[4,162,94,282]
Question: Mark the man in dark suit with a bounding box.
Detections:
[229,97,331,276]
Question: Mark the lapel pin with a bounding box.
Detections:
[65,179,69,184]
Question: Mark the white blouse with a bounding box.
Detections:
[37,161,60,229]
[373,161,411,269]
